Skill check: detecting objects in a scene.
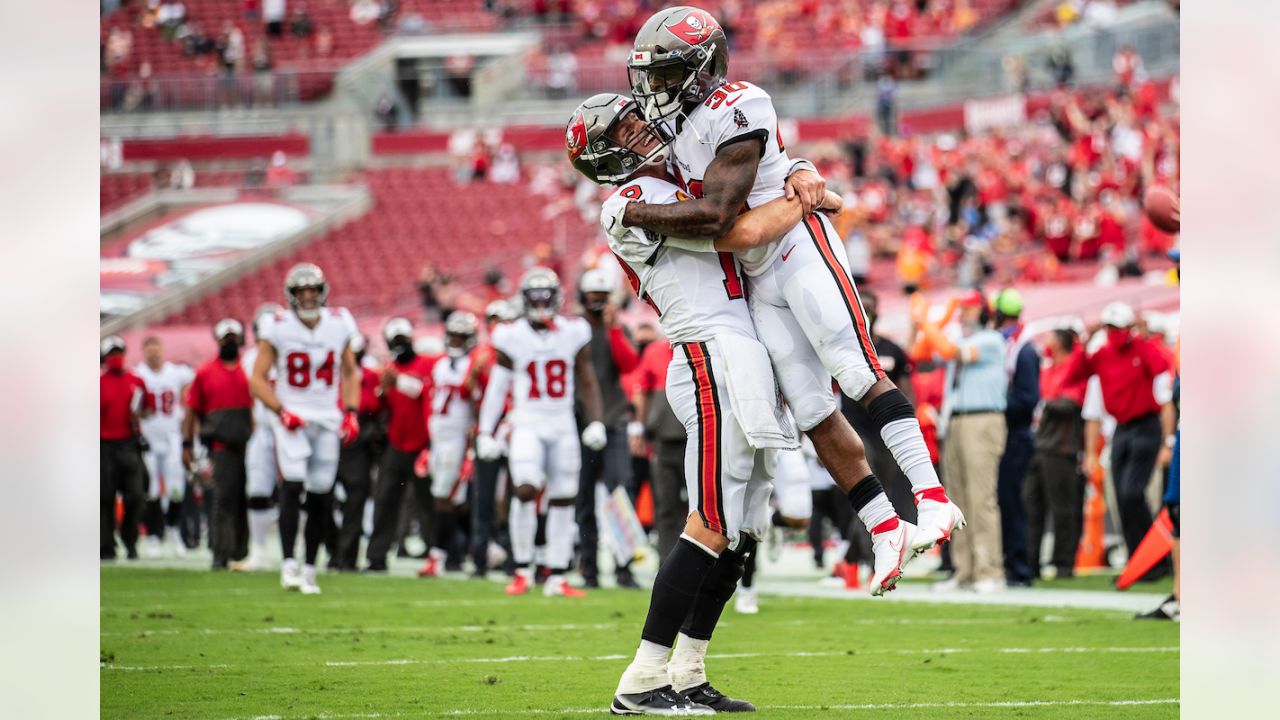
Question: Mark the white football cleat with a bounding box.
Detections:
[144,535,164,559]
[543,575,587,598]
[165,528,187,557]
[734,587,759,614]
[300,564,321,595]
[913,491,966,555]
[280,558,303,591]
[870,519,918,596]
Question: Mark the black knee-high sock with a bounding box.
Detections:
[279,482,303,560]
[741,550,757,589]
[304,491,332,565]
[143,499,165,537]
[641,538,719,647]
[533,510,548,569]
[433,507,458,555]
[681,537,752,641]
[165,501,183,529]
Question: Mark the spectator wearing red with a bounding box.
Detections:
[183,319,255,569]
[265,151,297,187]
[1064,302,1174,581]
[334,334,386,571]
[101,335,151,561]
[366,317,438,572]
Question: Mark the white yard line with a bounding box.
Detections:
[101,622,624,638]
[102,645,1177,672]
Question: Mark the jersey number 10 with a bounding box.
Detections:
[286,351,335,388]
[526,359,568,399]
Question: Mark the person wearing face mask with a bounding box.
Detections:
[912,290,1009,593]
[574,267,643,589]
[1062,301,1173,582]
[183,319,255,569]
[365,317,438,572]
[101,335,153,561]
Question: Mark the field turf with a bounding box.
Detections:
[101,567,1178,718]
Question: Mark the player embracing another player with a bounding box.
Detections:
[603,5,966,579]
[568,91,847,714]
[474,268,607,598]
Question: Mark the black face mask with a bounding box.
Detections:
[218,340,242,361]
[584,300,607,315]
[390,339,415,364]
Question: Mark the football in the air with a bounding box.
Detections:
[1143,185,1180,234]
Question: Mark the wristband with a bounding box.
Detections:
[787,158,818,177]
[182,439,194,449]
[627,421,645,438]
[345,406,359,415]
[1164,435,1176,448]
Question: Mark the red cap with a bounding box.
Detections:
[956,290,985,308]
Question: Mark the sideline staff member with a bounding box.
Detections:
[101,335,151,560]
[184,319,255,569]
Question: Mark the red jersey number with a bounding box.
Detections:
[160,390,176,415]
[718,252,745,299]
[285,351,336,388]
[526,359,569,400]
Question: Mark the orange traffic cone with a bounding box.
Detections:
[635,481,654,529]
[1075,445,1108,572]
[1115,508,1174,591]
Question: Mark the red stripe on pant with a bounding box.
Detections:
[804,214,885,379]
[684,343,725,535]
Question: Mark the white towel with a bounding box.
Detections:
[714,334,800,450]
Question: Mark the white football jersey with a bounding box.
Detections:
[430,352,478,437]
[666,80,793,276]
[490,316,592,424]
[135,361,194,438]
[258,307,356,425]
[607,175,756,344]
[241,345,277,426]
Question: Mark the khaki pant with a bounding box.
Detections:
[942,413,1007,584]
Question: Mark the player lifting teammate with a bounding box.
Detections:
[474,268,607,598]
[602,6,965,574]
[249,263,361,594]
[569,91,847,714]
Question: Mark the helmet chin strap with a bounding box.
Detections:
[296,307,320,322]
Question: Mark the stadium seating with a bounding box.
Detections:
[100,173,154,215]
[160,165,595,325]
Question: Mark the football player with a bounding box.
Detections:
[235,302,283,572]
[134,336,194,555]
[419,312,481,577]
[465,300,518,577]
[475,268,607,598]
[249,264,361,594]
[569,92,842,715]
[605,5,964,568]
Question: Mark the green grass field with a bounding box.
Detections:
[101,567,1178,719]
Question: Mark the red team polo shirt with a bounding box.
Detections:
[357,366,383,415]
[1064,336,1170,424]
[186,359,252,417]
[385,355,438,454]
[101,370,149,440]
[630,340,673,397]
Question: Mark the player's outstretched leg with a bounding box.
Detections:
[667,535,756,712]
[612,520,720,717]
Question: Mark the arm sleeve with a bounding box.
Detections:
[477,363,512,436]
[1006,344,1042,425]
[608,326,640,374]
[186,373,206,416]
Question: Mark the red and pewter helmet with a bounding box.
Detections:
[627,6,729,121]
[445,311,479,358]
[518,267,563,324]
[284,262,329,321]
[566,93,671,185]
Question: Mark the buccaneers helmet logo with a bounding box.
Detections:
[566,112,587,160]
[666,9,720,45]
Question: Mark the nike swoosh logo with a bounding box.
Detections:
[725,94,744,107]
[781,244,796,261]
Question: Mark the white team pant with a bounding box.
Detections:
[507,414,581,500]
[749,214,886,431]
[773,448,814,521]
[429,431,470,504]
[245,426,279,498]
[142,432,185,501]
[270,419,340,493]
[666,340,775,550]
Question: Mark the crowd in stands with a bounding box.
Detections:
[797,76,1178,293]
